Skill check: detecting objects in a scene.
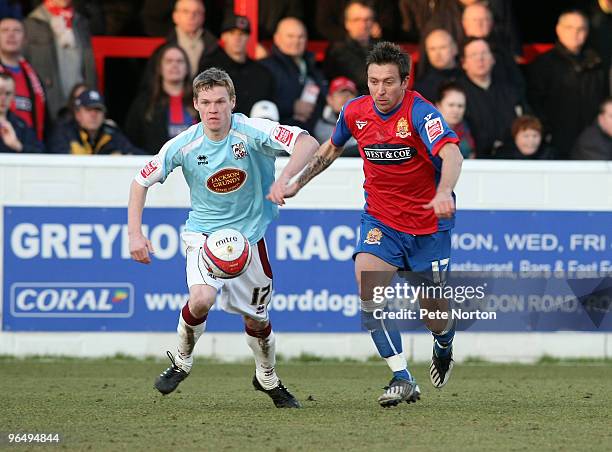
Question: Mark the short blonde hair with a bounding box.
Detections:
[192,67,236,100]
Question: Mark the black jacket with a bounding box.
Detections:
[497,141,554,160]
[200,48,275,116]
[414,67,462,102]
[528,43,607,159]
[0,111,45,153]
[571,122,612,160]
[457,75,526,158]
[260,46,326,133]
[324,38,379,95]
[125,93,195,155]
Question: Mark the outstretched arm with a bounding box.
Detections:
[423,143,463,218]
[128,180,155,264]
[267,138,344,205]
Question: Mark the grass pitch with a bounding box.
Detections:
[1,357,611,451]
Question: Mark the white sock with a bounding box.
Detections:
[175,313,206,373]
[245,330,279,390]
[385,353,408,372]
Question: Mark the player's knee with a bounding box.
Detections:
[243,316,269,332]
[425,319,445,334]
[188,286,216,317]
[425,316,455,335]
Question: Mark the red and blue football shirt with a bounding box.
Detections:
[331,90,459,235]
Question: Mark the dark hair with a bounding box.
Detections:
[366,41,411,81]
[557,9,589,26]
[148,43,194,121]
[437,81,466,102]
[460,36,491,59]
[511,115,542,139]
[344,0,376,21]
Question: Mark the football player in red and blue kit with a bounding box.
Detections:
[268,42,463,407]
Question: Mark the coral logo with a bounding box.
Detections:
[10,283,134,318]
[112,290,129,302]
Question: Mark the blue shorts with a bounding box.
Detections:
[353,213,451,274]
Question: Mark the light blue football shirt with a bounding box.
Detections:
[135,113,306,243]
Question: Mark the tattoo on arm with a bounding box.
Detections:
[296,154,335,188]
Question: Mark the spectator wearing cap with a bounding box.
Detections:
[250,100,279,121]
[24,0,97,121]
[314,76,359,156]
[250,99,285,155]
[0,72,45,153]
[0,1,23,19]
[323,1,380,94]
[48,89,143,155]
[199,14,275,116]
[0,17,48,142]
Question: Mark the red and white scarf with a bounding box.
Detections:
[0,59,46,140]
[43,0,74,28]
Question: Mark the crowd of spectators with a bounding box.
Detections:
[0,0,610,159]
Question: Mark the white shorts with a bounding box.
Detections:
[182,232,273,322]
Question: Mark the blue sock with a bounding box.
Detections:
[368,317,412,380]
[393,369,412,381]
[433,327,455,358]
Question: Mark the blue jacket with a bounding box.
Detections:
[48,119,143,155]
[0,111,45,153]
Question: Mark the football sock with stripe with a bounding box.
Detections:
[245,322,279,390]
[175,302,207,373]
[433,327,455,358]
[369,316,413,381]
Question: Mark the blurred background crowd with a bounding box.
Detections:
[0,0,610,159]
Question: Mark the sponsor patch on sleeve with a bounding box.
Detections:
[272,126,294,147]
[425,117,444,143]
[140,157,160,179]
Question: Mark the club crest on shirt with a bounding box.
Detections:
[395,117,411,138]
[232,141,248,159]
[364,227,383,245]
[356,120,368,130]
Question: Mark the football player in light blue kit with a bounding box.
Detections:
[128,67,319,408]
